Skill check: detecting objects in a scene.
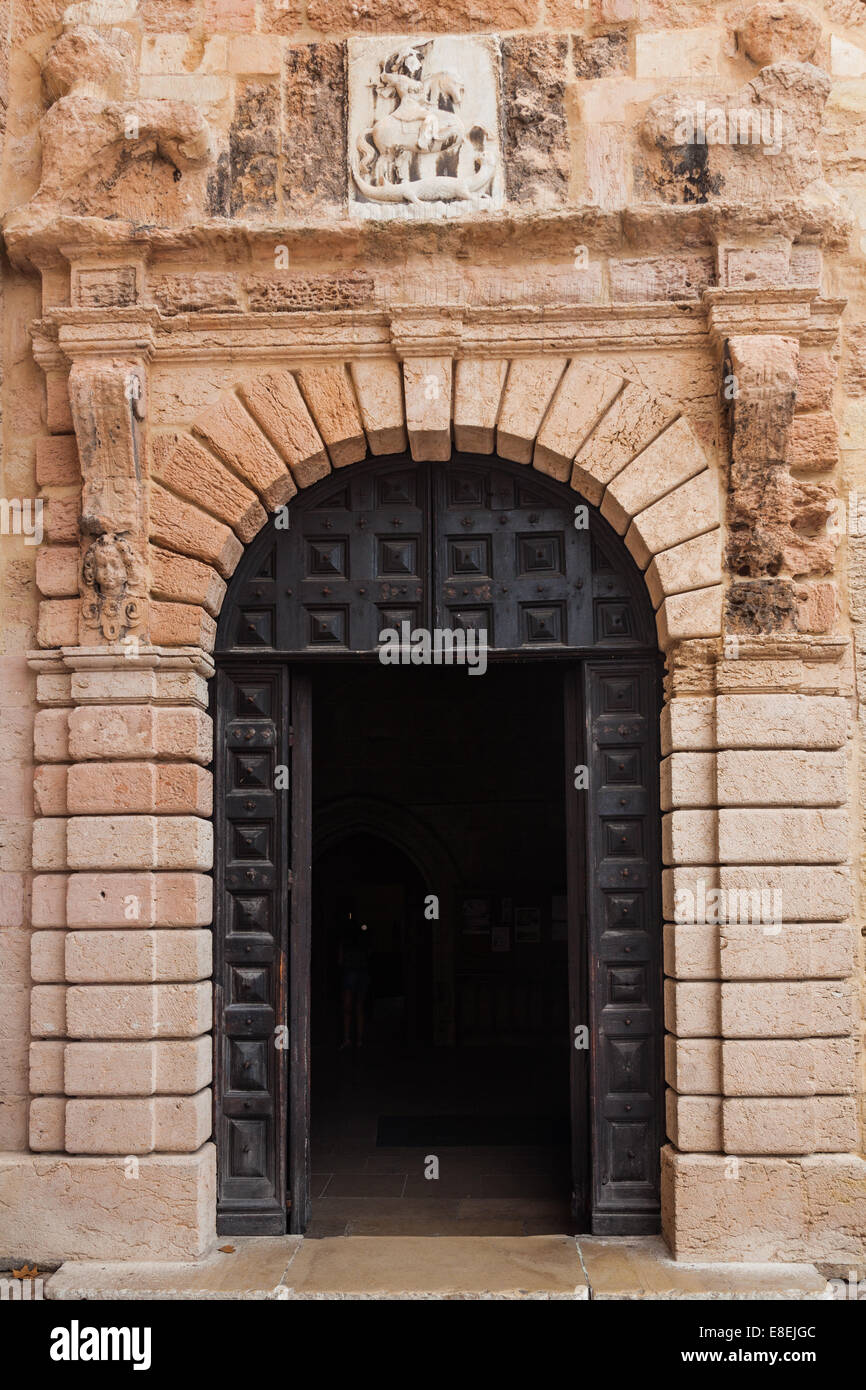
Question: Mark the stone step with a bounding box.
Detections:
[45,1234,831,1301]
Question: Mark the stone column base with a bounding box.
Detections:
[662,1145,866,1264]
[0,1144,215,1263]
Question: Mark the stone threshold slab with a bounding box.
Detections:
[45,1234,830,1301]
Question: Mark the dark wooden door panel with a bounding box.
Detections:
[582,660,663,1233]
[215,664,295,1234]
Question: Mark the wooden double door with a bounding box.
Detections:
[212,455,663,1236]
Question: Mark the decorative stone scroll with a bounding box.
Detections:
[348,36,503,220]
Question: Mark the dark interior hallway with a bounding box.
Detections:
[307,664,575,1236]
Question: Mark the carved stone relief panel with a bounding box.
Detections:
[348,36,504,221]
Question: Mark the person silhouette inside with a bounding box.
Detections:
[338,913,372,1050]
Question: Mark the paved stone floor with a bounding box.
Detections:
[45,1235,832,1301]
[309,1042,573,1236]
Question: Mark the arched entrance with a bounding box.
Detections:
[213,453,662,1237]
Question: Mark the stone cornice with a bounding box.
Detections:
[2,199,852,274]
[29,288,843,366]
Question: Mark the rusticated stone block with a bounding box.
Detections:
[68,706,212,763]
[717,749,846,807]
[45,376,74,434]
[34,710,69,764]
[67,872,212,930]
[150,602,218,651]
[30,1040,65,1096]
[722,1097,857,1155]
[30,1097,66,1152]
[193,396,295,509]
[33,767,67,817]
[36,547,79,599]
[32,875,68,929]
[65,1090,212,1154]
[240,373,329,488]
[44,498,79,545]
[66,981,212,1039]
[67,761,212,816]
[609,256,715,303]
[151,433,266,544]
[497,358,567,464]
[404,359,452,462]
[149,547,226,617]
[660,697,716,755]
[625,471,719,570]
[149,483,243,579]
[294,365,366,470]
[38,599,79,648]
[536,361,622,486]
[715,694,846,749]
[66,815,213,872]
[572,382,673,506]
[719,923,854,980]
[31,930,66,983]
[230,80,279,216]
[786,412,839,470]
[572,28,628,78]
[717,808,848,864]
[664,979,721,1037]
[664,922,719,979]
[665,1036,721,1094]
[64,929,212,983]
[36,436,80,486]
[718,866,852,923]
[721,980,853,1038]
[64,1036,212,1096]
[452,359,508,455]
[796,351,836,412]
[738,2,820,65]
[660,752,715,811]
[663,1149,866,1263]
[602,416,707,535]
[31,984,66,1038]
[666,1091,722,1152]
[32,817,68,871]
[647,532,722,608]
[722,1038,855,1097]
[657,587,722,645]
[0,1149,216,1261]
[350,360,408,457]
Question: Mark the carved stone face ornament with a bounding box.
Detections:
[81,531,143,642]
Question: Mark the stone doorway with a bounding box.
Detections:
[213,453,663,1238]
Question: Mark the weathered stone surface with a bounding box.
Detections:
[66,982,212,1040]
[152,433,267,544]
[535,362,622,484]
[572,30,629,80]
[294,365,366,469]
[721,981,853,1038]
[601,416,707,535]
[350,360,408,456]
[149,483,243,579]
[502,37,570,208]
[193,397,296,509]
[282,43,346,210]
[722,1038,855,1096]
[67,872,212,930]
[497,358,567,464]
[738,2,821,66]
[0,1150,216,1261]
[626,470,719,570]
[452,359,508,455]
[240,373,330,488]
[404,359,452,462]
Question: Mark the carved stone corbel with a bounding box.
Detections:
[68,358,150,645]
